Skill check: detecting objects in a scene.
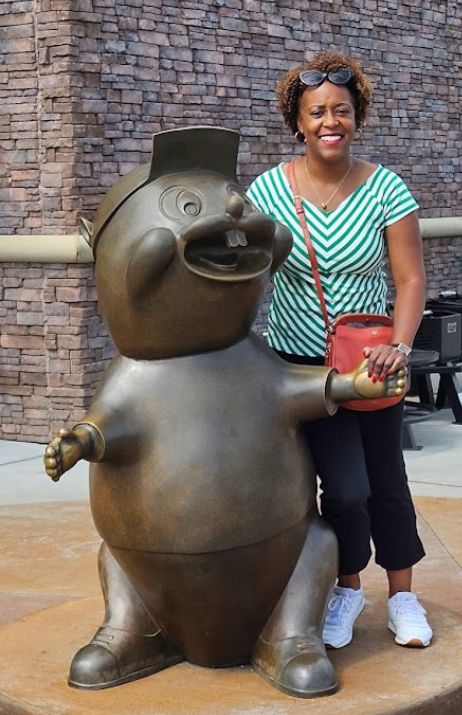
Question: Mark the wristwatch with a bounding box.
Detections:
[391,342,412,357]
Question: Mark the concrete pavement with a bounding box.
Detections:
[1,408,462,714]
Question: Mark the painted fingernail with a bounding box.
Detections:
[372,376,377,383]
[378,375,384,382]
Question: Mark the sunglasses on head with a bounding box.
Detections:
[299,68,354,87]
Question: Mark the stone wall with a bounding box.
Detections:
[1,0,461,233]
[1,0,461,441]
[423,237,462,297]
[0,263,112,442]
[0,1,79,233]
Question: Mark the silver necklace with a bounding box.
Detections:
[304,157,352,211]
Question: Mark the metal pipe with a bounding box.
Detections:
[0,234,94,263]
[0,216,461,263]
[419,217,462,239]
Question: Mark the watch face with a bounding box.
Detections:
[396,343,412,356]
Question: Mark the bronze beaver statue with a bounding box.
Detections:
[44,126,405,698]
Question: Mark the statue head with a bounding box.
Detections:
[91,126,292,359]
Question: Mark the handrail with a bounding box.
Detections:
[419,217,462,239]
[0,234,94,263]
[0,216,461,263]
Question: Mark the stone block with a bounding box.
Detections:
[55,287,88,302]
[0,334,44,350]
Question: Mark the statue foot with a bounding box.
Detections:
[252,634,338,699]
[68,625,182,690]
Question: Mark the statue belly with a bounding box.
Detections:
[88,338,317,553]
[90,418,314,553]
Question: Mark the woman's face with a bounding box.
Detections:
[296,82,357,163]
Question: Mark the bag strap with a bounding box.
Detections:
[286,161,331,333]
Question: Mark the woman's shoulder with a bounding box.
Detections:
[355,158,379,178]
[248,163,283,189]
[247,163,289,213]
[360,160,407,184]
[358,161,412,196]
[357,161,418,220]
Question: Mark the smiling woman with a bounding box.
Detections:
[247,50,432,654]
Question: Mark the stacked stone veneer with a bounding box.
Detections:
[0,264,111,441]
[1,0,461,441]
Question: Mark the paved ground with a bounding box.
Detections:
[403,407,462,498]
[1,407,460,505]
[1,407,462,714]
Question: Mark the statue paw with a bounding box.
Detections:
[353,359,407,400]
[44,428,80,481]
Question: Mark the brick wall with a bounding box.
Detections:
[423,237,462,298]
[0,263,112,441]
[2,0,461,233]
[71,0,462,217]
[0,2,40,233]
[1,0,461,441]
[0,0,80,234]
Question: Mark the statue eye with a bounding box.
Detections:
[177,191,201,216]
[160,187,202,220]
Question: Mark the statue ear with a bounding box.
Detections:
[78,216,94,245]
[271,223,293,275]
[126,228,177,300]
[149,126,239,181]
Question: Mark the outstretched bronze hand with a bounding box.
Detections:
[44,424,102,481]
[329,358,407,404]
[352,358,407,399]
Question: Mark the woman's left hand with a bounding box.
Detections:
[363,344,409,382]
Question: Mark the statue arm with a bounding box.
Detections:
[329,358,407,403]
[280,359,406,423]
[44,406,141,481]
[281,364,338,423]
[44,422,105,482]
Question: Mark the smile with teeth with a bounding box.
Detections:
[224,230,248,248]
[320,135,342,143]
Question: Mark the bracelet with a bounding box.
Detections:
[391,342,412,357]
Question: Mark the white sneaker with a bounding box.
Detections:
[323,586,365,649]
[388,592,433,647]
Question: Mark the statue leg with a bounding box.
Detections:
[69,542,182,690]
[252,514,339,698]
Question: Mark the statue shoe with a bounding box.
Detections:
[252,634,338,698]
[68,625,183,690]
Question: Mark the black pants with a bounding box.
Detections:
[277,351,425,575]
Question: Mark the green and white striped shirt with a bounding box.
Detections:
[247,163,418,357]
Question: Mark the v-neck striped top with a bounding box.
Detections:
[247,163,418,357]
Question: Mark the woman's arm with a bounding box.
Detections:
[366,210,425,379]
[387,209,426,339]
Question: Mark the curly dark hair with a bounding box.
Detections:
[276,51,373,142]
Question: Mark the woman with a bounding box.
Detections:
[247,51,432,650]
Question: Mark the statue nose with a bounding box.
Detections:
[225,192,245,220]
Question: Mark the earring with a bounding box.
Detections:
[355,127,363,140]
[294,130,305,142]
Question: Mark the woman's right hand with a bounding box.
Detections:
[363,344,409,382]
